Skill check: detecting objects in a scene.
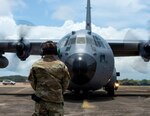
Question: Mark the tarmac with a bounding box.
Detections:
[0,83,150,116]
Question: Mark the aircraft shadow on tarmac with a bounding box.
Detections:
[0,89,150,102]
[64,91,114,103]
[64,90,150,103]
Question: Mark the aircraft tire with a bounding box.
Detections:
[106,86,115,96]
[73,90,80,94]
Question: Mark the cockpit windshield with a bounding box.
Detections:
[76,37,86,44]
[59,34,105,48]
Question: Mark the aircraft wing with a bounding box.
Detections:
[108,41,139,56]
[0,39,59,68]
[108,40,150,60]
[0,39,59,54]
[0,40,43,55]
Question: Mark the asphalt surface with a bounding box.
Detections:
[0,83,150,116]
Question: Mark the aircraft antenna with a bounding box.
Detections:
[86,0,92,32]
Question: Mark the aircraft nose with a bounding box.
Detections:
[65,53,96,85]
[72,57,88,75]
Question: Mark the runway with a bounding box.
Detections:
[0,83,150,116]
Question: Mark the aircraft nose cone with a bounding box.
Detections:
[72,57,88,74]
[65,53,96,85]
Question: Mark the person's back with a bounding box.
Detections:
[32,55,69,103]
[28,41,70,116]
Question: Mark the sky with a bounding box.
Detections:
[0,0,150,80]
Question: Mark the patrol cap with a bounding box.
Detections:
[41,41,58,55]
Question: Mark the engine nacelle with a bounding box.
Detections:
[0,55,9,68]
[140,41,150,62]
[16,39,31,61]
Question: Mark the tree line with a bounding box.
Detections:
[0,76,150,85]
[119,78,150,85]
[0,75,27,82]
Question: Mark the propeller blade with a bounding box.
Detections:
[16,20,34,40]
[131,57,149,74]
[15,20,34,60]
[123,26,150,74]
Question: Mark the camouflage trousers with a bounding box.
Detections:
[32,101,64,116]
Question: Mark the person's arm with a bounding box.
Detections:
[62,65,71,93]
[28,69,36,90]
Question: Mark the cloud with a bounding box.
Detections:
[0,17,17,39]
[115,57,150,80]
[0,0,26,39]
[25,0,150,29]
[44,0,61,3]
[28,20,86,39]
[92,0,145,12]
[0,0,25,17]
[51,6,76,21]
[28,0,150,30]
[0,0,12,17]
[89,0,150,28]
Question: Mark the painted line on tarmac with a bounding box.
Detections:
[82,100,96,109]
[0,103,6,106]
[118,89,150,92]
[12,87,30,94]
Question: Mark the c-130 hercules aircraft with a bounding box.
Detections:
[0,0,150,96]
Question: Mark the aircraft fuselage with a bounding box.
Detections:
[58,30,115,91]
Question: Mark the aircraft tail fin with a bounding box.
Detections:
[86,0,92,32]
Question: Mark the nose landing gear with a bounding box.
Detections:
[105,85,115,96]
[105,80,119,96]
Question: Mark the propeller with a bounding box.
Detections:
[123,27,150,74]
[16,20,34,40]
[0,20,34,70]
[15,20,34,61]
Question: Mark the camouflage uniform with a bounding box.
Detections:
[28,55,70,116]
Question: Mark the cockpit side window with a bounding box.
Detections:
[59,35,70,48]
[87,36,95,45]
[70,37,76,44]
[93,36,105,48]
[64,37,70,46]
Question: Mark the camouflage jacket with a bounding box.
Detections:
[28,55,70,103]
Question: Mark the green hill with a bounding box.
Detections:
[0,76,150,85]
[0,75,27,82]
[119,78,150,86]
